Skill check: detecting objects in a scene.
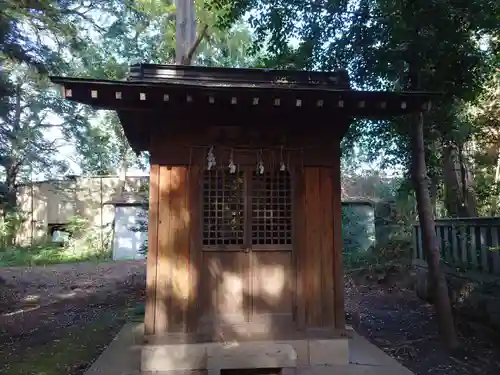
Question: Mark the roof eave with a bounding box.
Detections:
[49,76,438,114]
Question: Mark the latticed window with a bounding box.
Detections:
[251,171,292,247]
[202,169,245,246]
[201,168,293,248]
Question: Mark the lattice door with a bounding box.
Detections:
[250,170,293,249]
[202,169,245,248]
[199,166,295,327]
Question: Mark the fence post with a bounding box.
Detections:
[492,228,500,275]
[451,224,458,263]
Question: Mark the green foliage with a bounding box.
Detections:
[0,1,119,212]
[0,0,259,263]
[1,0,98,72]
[64,215,91,237]
[0,0,117,118]
[197,22,260,67]
[463,58,500,215]
[0,242,109,267]
[1,0,499,275]
[62,0,257,176]
[0,214,113,267]
[130,209,149,256]
[0,210,26,247]
[342,204,375,254]
[207,0,499,219]
[64,215,113,254]
[341,173,417,270]
[0,61,94,201]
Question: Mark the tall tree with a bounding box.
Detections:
[205,0,499,349]
[71,0,259,175]
[0,1,122,219]
[0,0,116,109]
[0,61,97,248]
[462,42,500,215]
[411,111,459,349]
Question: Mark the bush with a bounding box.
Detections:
[0,210,27,247]
[130,208,148,256]
[0,214,113,267]
[343,197,415,271]
[0,241,110,267]
[342,203,375,254]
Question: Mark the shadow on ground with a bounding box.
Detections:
[0,261,146,375]
[1,261,500,375]
[346,269,500,375]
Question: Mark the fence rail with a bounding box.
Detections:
[413,217,500,275]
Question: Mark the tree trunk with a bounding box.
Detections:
[457,146,478,216]
[2,165,19,246]
[411,112,460,350]
[442,144,478,217]
[443,145,463,217]
[175,0,196,64]
[4,170,17,213]
[117,148,128,195]
[429,174,439,216]
[490,146,500,216]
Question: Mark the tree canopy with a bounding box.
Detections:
[1,0,499,215]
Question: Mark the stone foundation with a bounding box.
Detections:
[141,337,349,374]
[84,323,415,375]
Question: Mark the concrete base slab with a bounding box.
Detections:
[294,364,414,375]
[142,334,348,373]
[83,322,142,375]
[206,342,297,370]
[349,333,406,368]
[142,343,207,371]
[84,323,415,375]
[309,339,349,366]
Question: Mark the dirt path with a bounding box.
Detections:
[1,262,499,375]
[0,261,146,374]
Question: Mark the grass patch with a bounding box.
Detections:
[0,310,129,375]
[0,243,111,267]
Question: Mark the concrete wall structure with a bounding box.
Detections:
[16,176,148,246]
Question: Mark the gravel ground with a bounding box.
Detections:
[0,261,499,375]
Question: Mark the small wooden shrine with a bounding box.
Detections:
[51,64,434,372]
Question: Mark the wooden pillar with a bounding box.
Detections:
[304,168,322,327]
[294,166,306,329]
[144,163,193,336]
[332,142,346,329]
[296,165,337,329]
[145,163,160,335]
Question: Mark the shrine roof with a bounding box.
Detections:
[50,64,440,153]
[50,63,437,111]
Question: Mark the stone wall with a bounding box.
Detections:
[413,260,500,331]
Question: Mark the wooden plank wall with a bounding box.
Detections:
[295,163,345,329]
[144,164,200,335]
[145,136,346,334]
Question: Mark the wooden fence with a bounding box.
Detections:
[413,217,500,275]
